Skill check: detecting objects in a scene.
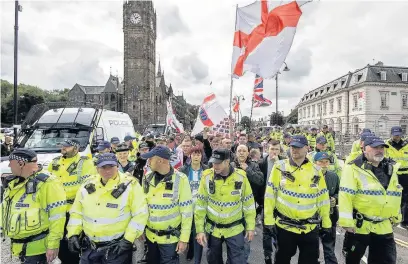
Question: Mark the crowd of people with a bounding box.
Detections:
[1,123,407,264]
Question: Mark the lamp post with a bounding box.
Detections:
[235,95,245,124]
[275,62,290,116]
[13,0,22,125]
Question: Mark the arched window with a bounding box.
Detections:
[111,94,116,101]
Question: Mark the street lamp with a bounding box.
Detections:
[235,95,245,124]
[275,62,290,118]
[13,0,23,125]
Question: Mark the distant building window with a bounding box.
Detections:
[402,93,408,109]
[380,91,389,109]
[333,83,338,89]
[402,73,408,82]
[329,99,334,114]
[355,74,362,82]
[353,94,358,110]
[299,109,302,119]
[380,71,387,81]
[326,87,330,92]
[337,97,342,112]
[303,108,306,118]
[312,105,315,117]
[317,103,321,115]
[307,106,310,117]
[323,101,327,115]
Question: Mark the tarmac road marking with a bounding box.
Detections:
[395,237,408,248]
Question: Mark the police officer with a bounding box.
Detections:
[307,127,318,151]
[195,148,256,264]
[93,140,111,164]
[67,153,148,264]
[385,126,408,228]
[264,135,331,264]
[345,132,373,164]
[318,125,335,151]
[110,137,121,153]
[350,128,371,153]
[116,143,136,175]
[339,136,402,264]
[314,152,339,264]
[1,149,66,264]
[124,135,137,161]
[308,136,342,177]
[141,146,193,264]
[47,139,96,263]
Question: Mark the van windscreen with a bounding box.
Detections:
[24,129,90,151]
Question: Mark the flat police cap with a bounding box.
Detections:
[9,148,37,162]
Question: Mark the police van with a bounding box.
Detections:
[0,104,136,175]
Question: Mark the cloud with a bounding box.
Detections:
[156,4,189,38]
[173,53,209,83]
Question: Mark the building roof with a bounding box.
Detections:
[79,85,105,95]
[74,74,124,95]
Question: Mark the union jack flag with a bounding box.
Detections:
[253,74,272,108]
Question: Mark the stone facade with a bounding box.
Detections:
[297,62,408,138]
[68,74,124,112]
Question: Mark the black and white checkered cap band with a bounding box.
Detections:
[9,154,33,162]
[64,140,80,147]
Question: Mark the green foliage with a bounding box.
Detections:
[240,116,251,130]
[270,112,285,126]
[1,79,69,124]
[286,108,298,125]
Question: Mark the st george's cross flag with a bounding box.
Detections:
[232,96,240,113]
[166,100,185,133]
[191,93,228,136]
[253,74,272,107]
[231,0,302,79]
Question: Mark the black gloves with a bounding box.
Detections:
[68,235,81,253]
[264,225,276,235]
[111,239,134,255]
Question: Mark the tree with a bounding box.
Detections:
[286,107,298,125]
[269,112,284,126]
[240,116,251,130]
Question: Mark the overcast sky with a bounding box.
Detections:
[2,0,408,120]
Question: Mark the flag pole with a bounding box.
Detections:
[249,94,254,130]
[229,4,238,139]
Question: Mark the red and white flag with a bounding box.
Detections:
[191,93,228,136]
[166,100,184,133]
[232,96,240,113]
[231,0,302,79]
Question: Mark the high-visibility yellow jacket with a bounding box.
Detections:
[270,132,282,141]
[67,172,148,243]
[307,150,342,177]
[195,167,256,239]
[307,134,318,150]
[339,155,402,235]
[143,168,193,244]
[351,139,361,153]
[48,154,96,211]
[281,143,290,158]
[1,171,66,256]
[318,132,335,151]
[345,151,362,164]
[264,159,331,234]
[385,139,408,176]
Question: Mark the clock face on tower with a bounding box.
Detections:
[130,13,141,24]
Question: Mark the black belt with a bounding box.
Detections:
[66,199,75,204]
[398,168,408,172]
[353,210,385,225]
[11,229,49,244]
[146,225,181,238]
[206,217,244,229]
[85,235,123,250]
[275,210,321,226]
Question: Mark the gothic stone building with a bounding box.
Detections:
[297,62,408,139]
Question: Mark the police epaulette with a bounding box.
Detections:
[35,173,50,182]
[234,168,247,177]
[80,156,89,160]
[202,168,213,177]
[52,156,60,161]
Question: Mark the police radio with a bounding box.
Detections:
[165,182,173,190]
[209,180,215,194]
[84,183,96,194]
[26,179,37,194]
[111,182,131,199]
[235,181,242,190]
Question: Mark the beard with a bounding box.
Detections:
[372,155,384,163]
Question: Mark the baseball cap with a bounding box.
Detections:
[124,135,135,142]
[96,153,118,167]
[145,134,154,140]
[139,142,149,149]
[9,148,37,162]
[194,134,204,143]
[96,140,111,151]
[289,135,308,148]
[391,126,403,136]
[115,143,130,152]
[209,148,230,164]
[316,136,327,144]
[110,137,120,144]
[60,139,80,148]
[310,127,317,131]
[322,125,328,129]
[314,152,331,161]
[360,132,373,141]
[283,133,292,139]
[141,145,171,160]
[364,136,389,148]
[362,128,371,133]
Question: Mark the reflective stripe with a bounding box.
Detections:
[129,220,145,231]
[243,204,255,211]
[267,182,278,192]
[197,194,208,202]
[195,205,206,211]
[359,173,369,189]
[206,176,210,195]
[83,213,131,225]
[181,212,193,218]
[277,196,316,211]
[208,205,241,219]
[119,182,132,209]
[339,212,353,219]
[132,207,148,217]
[387,191,402,197]
[90,233,124,242]
[265,193,275,199]
[172,172,181,203]
[70,210,83,216]
[209,197,240,207]
[49,213,65,221]
[340,187,356,195]
[365,215,388,221]
[149,212,179,222]
[67,218,82,226]
[242,193,253,203]
[77,158,86,177]
[317,199,330,207]
[81,188,88,199]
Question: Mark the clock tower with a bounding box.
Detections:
[123,0,156,129]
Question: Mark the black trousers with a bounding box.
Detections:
[319,226,338,264]
[207,232,245,264]
[275,226,319,264]
[343,232,396,264]
[80,247,132,264]
[20,254,46,264]
[146,239,179,264]
[399,175,408,225]
[59,212,80,264]
[262,224,274,259]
